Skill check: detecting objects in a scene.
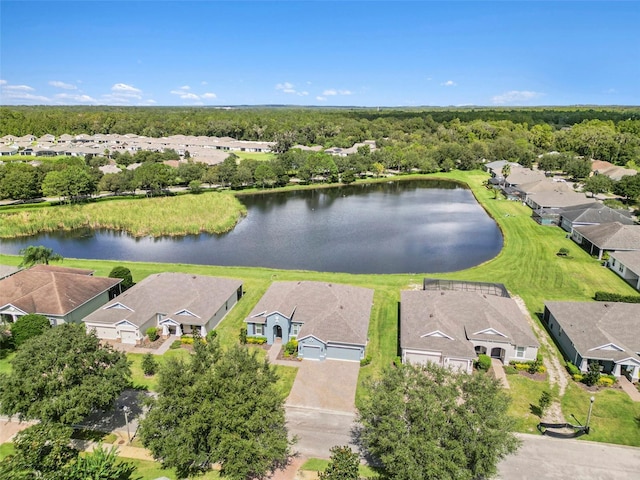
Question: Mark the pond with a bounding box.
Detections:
[0,180,503,274]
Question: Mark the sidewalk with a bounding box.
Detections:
[619,376,640,402]
[106,335,177,355]
[491,358,510,389]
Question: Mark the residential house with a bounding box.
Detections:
[0,265,121,326]
[543,301,640,381]
[571,222,640,259]
[591,160,637,181]
[559,204,634,234]
[244,281,374,361]
[84,272,243,344]
[400,283,539,373]
[504,166,547,187]
[608,250,640,291]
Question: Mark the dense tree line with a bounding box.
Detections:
[2,107,640,203]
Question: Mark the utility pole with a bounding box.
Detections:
[585,396,595,434]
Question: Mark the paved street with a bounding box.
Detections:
[497,434,640,480]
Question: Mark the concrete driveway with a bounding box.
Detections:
[285,360,360,413]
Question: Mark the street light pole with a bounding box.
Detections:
[585,396,595,434]
[122,406,131,444]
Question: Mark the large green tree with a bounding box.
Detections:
[0,423,137,480]
[0,162,41,201]
[357,362,519,480]
[319,446,360,480]
[9,313,50,347]
[613,174,640,202]
[582,174,613,197]
[41,166,97,202]
[139,340,291,479]
[18,244,63,267]
[0,323,131,424]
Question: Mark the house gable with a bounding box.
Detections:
[421,330,454,340]
[473,327,507,338]
[105,302,133,311]
[589,343,625,352]
[174,309,200,318]
[115,319,138,330]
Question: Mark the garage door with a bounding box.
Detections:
[405,352,441,366]
[326,345,362,362]
[448,359,470,373]
[301,345,322,360]
[120,330,137,344]
[92,326,117,340]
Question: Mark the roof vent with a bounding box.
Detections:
[429,313,434,318]
[441,291,445,295]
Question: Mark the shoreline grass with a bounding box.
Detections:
[1,169,639,446]
[0,190,246,238]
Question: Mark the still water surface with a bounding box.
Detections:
[0,180,503,274]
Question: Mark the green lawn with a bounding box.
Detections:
[0,352,16,374]
[1,169,638,446]
[119,457,220,480]
[301,458,379,478]
[0,442,15,460]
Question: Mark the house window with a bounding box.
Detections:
[255,324,264,336]
[611,259,616,267]
[291,323,301,336]
[515,346,526,358]
[618,264,624,273]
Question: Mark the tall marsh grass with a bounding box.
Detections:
[0,192,246,237]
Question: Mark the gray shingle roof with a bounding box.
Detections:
[545,301,640,362]
[245,281,373,346]
[609,250,640,275]
[574,223,640,250]
[84,273,242,328]
[400,290,539,359]
[560,204,634,225]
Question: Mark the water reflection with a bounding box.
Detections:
[0,180,502,274]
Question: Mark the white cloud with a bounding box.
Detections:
[492,90,544,105]
[111,83,142,93]
[169,87,217,102]
[49,80,77,90]
[441,80,456,87]
[275,82,308,96]
[54,93,97,103]
[201,81,208,85]
[4,84,35,92]
[0,81,50,103]
[322,89,352,96]
[316,96,327,101]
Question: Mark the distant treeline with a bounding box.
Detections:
[1,106,639,147]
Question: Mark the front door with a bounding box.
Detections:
[490,347,505,362]
[273,325,282,340]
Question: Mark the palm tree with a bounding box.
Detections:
[18,245,63,268]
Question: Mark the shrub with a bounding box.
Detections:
[10,314,50,348]
[557,247,570,257]
[360,355,372,367]
[594,291,640,303]
[239,326,247,345]
[206,330,218,342]
[284,339,298,357]
[142,353,157,376]
[181,336,194,345]
[476,354,491,371]
[538,391,552,416]
[170,340,182,349]
[246,337,267,345]
[572,373,584,382]
[108,266,134,290]
[504,365,518,375]
[566,362,581,376]
[393,356,402,368]
[598,376,615,387]
[146,327,158,342]
[583,361,601,386]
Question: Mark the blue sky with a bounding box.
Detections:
[1,1,638,107]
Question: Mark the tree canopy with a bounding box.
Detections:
[9,313,50,348]
[357,362,520,480]
[139,339,291,479]
[0,423,137,480]
[18,245,63,267]
[109,266,134,290]
[0,323,131,424]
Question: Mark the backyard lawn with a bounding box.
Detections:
[1,169,639,447]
